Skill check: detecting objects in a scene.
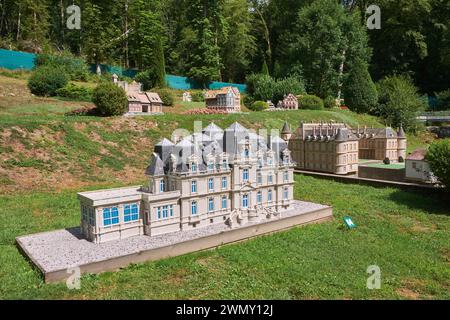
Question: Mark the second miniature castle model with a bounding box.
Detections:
[112,73,163,115]
[204,86,241,113]
[78,122,295,243]
[282,122,407,175]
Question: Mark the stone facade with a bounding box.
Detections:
[78,122,295,243]
[277,94,298,110]
[283,122,407,175]
[204,87,241,113]
[112,73,163,115]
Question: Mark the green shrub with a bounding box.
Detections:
[245,74,275,101]
[34,53,90,81]
[191,91,205,102]
[299,94,324,110]
[324,96,337,109]
[155,89,174,106]
[249,100,269,111]
[273,75,305,103]
[135,70,158,91]
[435,89,450,111]
[426,139,450,189]
[28,66,69,96]
[55,83,93,101]
[92,82,128,116]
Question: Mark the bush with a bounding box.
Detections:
[435,89,450,111]
[55,83,93,101]
[426,139,450,189]
[273,75,305,103]
[324,96,337,109]
[249,101,269,111]
[383,157,390,165]
[34,53,90,81]
[191,91,205,102]
[299,95,324,110]
[375,75,426,132]
[28,66,69,96]
[135,70,158,91]
[245,74,276,102]
[155,89,174,106]
[92,82,128,116]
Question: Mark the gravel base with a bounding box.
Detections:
[17,200,328,273]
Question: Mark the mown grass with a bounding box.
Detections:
[0,175,448,300]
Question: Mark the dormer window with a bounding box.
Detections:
[244,148,249,158]
[208,161,214,172]
[191,162,197,172]
[222,159,228,170]
[159,179,165,192]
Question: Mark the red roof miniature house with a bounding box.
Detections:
[204,86,241,113]
[277,94,298,110]
[112,74,163,115]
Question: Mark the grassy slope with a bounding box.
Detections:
[0,175,448,299]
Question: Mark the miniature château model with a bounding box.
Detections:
[282,122,407,175]
[204,86,241,113]
[112,73,163,115]
[182,91,192,102]
[277,94,299,110]
[78,122,295,243]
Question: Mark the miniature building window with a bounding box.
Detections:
[162,206,169,218]
[283,188,289,200]
[169,205,174,217]
[82,205,87,222]
[268,190,273,202]
[268,173,273,184]
[257,172,262,184]
[157,207,161,219]
[222,177,227,189]
[222,159,228,170]
[208,198,214,212]
[89,207,95,226]
[257,191,262,204]
[191,162,197,172]
[208,162,214,172]
[159,179,165,192]
[191,180,197,193]
[103,207,119,226]
[244,148,249,158]
[191,201,198,215]
[284,171,289,182]
[258,159,263,168]
[268,158,273,165]
[208,178,214,191]
[124,203,139,222]
[221,196,227,209]
[243,169,249,182]
[242,194,249,208]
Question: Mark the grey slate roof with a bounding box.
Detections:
[145,153,165,176]
[281,121,291,134]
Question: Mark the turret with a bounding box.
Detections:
[281,121,292,141]
[397,124,407,160]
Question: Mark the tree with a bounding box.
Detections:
[299,95,324,110]
[92,82,128,116]
[261,59,269,76]
[426,139,450,189]
[343,58,378,113]
[375,75,427,132]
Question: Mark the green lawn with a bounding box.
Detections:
[364,163,405,169]
[0,175,448,300]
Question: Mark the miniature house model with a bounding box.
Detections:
[204,87,241,113]
[277,94,299,109]
[112,73,163,115]
[182,91,192,102]
[78,122,295,243]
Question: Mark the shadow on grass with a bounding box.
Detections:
[389,189,450,216]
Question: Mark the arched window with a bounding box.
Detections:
[191,162,197,172]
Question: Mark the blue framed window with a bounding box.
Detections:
[103,207,119,226]
[257,191,262,204]
[268,173,273,183]
[257,172,262,184]
[208,178,214,191]
[221,177,227,189]
[221,196,227,209]
[283,188,289,200]
[208,162,214,172]
[243,169,249,182]
[191,180,197,193]
[284,171,289,182]
[157,207,161,219]
[124,203,139,222]
[89,208,95,226]
[222,159,227,170]
[162,205,168,218]
[169,205,174,217]
[268,158,273,165]
[191,162,197,172]
[242,194,249,208]
[208,198,214,212]
[268,189,273,202]
[191,201,197,215]
[244,148,249,158]
[159,179,165,192]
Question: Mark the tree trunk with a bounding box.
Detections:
[16,5,21,41]
[124,0,129,68]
